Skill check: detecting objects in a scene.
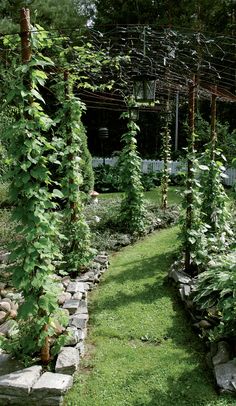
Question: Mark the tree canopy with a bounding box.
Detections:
[0,0,95,33]
[94,0,235,34]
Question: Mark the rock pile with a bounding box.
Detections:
[169,260,236,394]
[0,252,109,405]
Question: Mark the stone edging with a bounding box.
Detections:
[0,252,109,405]
[169,261,236,394]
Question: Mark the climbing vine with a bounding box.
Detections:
[55,73,94,273]
[119,100,146,235]
[2,27,68,362]
[160,102,172,210]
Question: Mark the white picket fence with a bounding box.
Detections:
[92,157,236,186]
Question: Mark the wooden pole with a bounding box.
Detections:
[210,90,217,160]
[185,76,196,272]
[175,91,179,151]
[64,70,77,222]
[20,8,31,63]
[161,95,170,210]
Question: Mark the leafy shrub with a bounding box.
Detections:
[0,108,16,180]
[141,172,162,190]
[94,164,120,192]
[0,182,10,208]
[169,172,185,186]
[85,197,121,231]
[0,209,19,249]
[144,201,180,233]
[94,163,186,193]
[85,197,180,252]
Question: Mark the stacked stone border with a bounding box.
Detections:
[169,261,236,394]
[0,252,109,405]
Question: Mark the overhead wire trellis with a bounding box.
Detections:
[86,25,236,105]
[0,24,236,110]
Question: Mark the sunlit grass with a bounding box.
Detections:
[98,186,183,205]
[64,227,234,406]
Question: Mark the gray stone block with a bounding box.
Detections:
[0,353,24,377]
[0,320,18,337]
[70,314,88,329]
[0,301,11,313]
[63,300,80,314]
[75,306,88,315]
[61,276,71,288]
[31,396,64,405]
[58,292,72,305]
[214,359,236,392]
[32,372,73,396]
[67,282,88,294]
[179,284,191,301]
[65,326,81,346]
[213,341,231,366]
[76,342,85,356]
[0,311,7,324]
[94,255,108,265]
[55,347,80,375]
[0,365,42,395]
[0,394,32,405]
[169,269,192,284]
[72,292,83,300]
[77,271,95,282]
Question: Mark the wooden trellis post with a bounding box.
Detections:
[185,76,196,272]
[64,70,78,222]
[211,89,217,160]
[20,8,31,63]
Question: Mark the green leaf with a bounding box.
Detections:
[18,297,39,319]
[52,189,64,199]
[31,89,45,104]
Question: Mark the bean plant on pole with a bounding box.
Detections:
[53,43,120,272]
[56,70,94,273]
[198,91,233,255]
[3,9,67,362]
[161,96,171,210]
[182,77,202,274]
[119,98,146,235]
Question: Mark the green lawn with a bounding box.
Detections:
[98,186,183,205]
[64,227,234,406]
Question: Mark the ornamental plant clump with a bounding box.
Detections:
[193,250,236,341]
[119,107,147,235]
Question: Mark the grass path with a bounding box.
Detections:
[65,227,234,406]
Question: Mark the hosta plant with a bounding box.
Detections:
[193,250,236,341]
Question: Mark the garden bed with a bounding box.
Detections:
[169,259,236,394]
